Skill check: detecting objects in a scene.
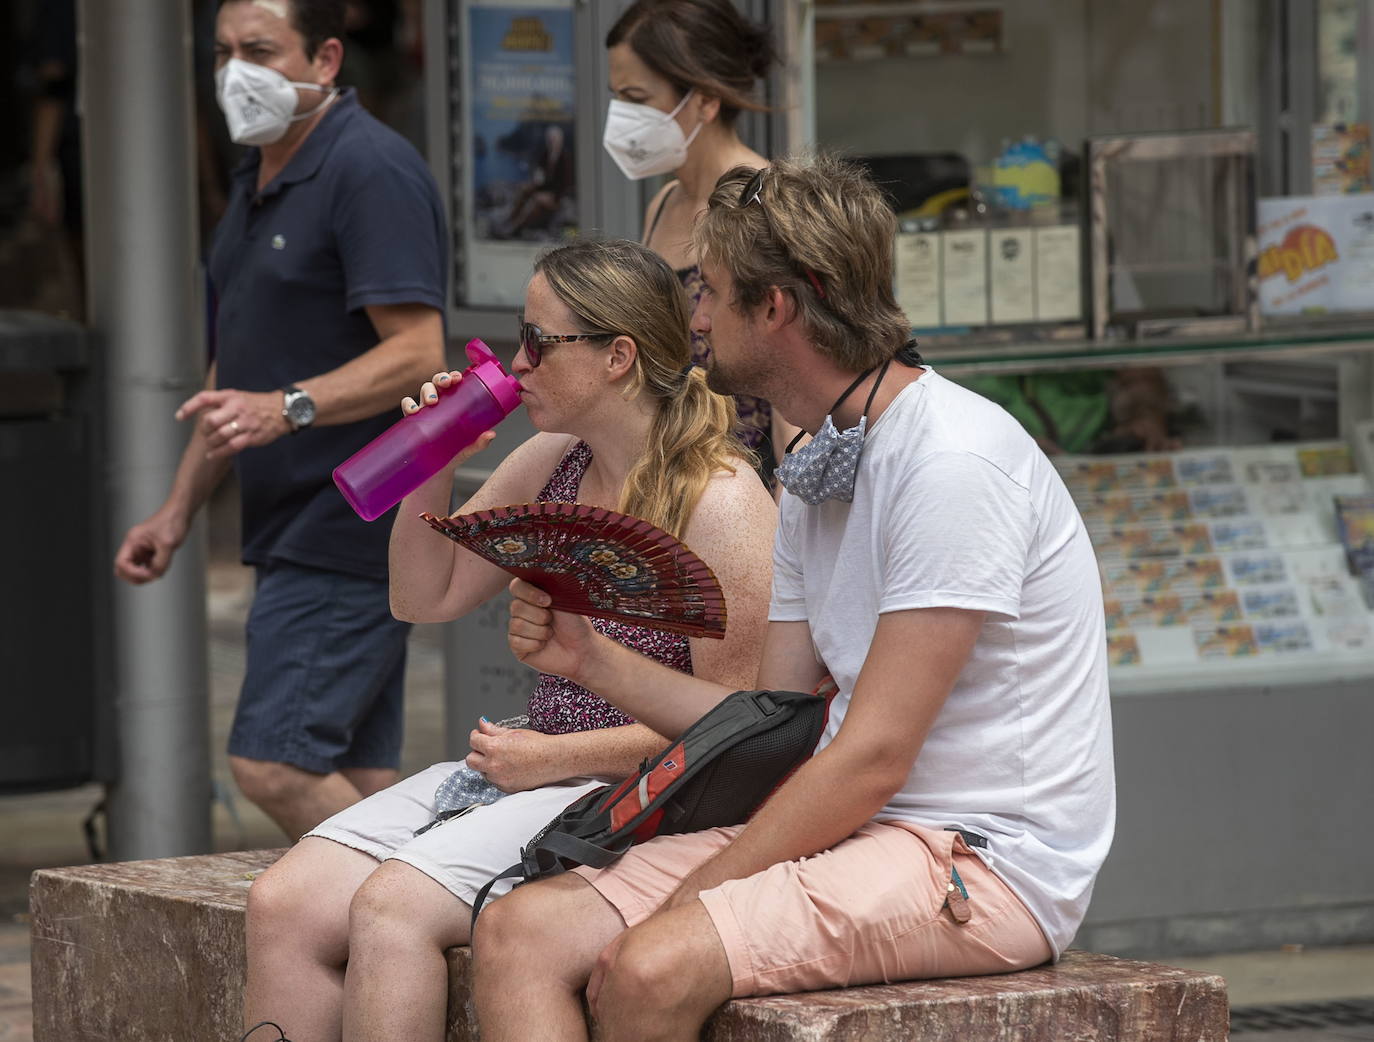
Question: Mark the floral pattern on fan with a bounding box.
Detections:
[421,502,727,639]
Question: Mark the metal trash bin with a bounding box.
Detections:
[0,310,110,793]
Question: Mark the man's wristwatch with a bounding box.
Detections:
[281,385,316,433]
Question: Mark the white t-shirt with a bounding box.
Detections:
[769,368,1115,957]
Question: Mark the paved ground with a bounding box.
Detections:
[0,485,451,1040]
[3,485,1373,1040]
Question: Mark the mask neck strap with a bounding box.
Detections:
[859,357,893,418]
[785,363,878,454]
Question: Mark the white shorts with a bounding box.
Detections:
[306,762,605,906]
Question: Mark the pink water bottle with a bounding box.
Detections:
[334,338,522,521]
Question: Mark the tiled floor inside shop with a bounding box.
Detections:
[2,486,1373,1040]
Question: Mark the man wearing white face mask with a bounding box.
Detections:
[487,154,1114,1040]
[113,0,446,842]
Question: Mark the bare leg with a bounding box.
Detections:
[342,861,471,1042]
[230,755,371,840]
[341,766,400,799]
[245,837,381,1042]
[472,874,626,1042]
[590,899,733,1042]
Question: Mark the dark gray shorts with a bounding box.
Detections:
[228,561,410,773]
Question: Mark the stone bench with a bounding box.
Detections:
[30,850,1229,1041]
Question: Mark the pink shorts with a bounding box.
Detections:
[575,820,1052,998]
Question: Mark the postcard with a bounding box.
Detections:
[1138,595,1184,627]
[1182,590,1243,624]
[1131,458,1180,490]
[1227,552,1288,585]
[1210,520,1269,553]
[1194,624,1259,658]
[1176,453,1235,486]
[1101,556,1226,594]
[1297,444,1355,477]
[1251,482,1306,515]
[1106,632,1141,667]
[1097,526,1178,560]
[1103,599,1126,631]
[1300,574,1363,617]
[1173,523,1215,555]
[1189,486,1249,518]
[1244,459,1302,484]
[1322,618,1374,652]
[1241,586,1303,619]
[1059,461,1122,495]
[1085,490,1192,525]
[1254,620,1315,654]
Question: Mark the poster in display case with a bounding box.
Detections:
[1257,193,1374,317]
[456,1,576,308]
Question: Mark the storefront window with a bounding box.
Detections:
[794,1,1374,682]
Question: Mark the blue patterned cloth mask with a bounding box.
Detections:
[775,413,868,505]
[776,358,892,506]
[414,714,530,835]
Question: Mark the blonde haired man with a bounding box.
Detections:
[487,153,1115,1042]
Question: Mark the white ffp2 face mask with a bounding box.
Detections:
[602,91,703,180]
[215,57,337,146]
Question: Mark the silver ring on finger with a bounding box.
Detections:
[229,419,240,433]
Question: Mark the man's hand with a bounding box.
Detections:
[466,718,563,793]
[176,387,291,459]
[507,578,602,682]
[113,509,189,584]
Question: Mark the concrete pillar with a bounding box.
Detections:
[79,0,212,859]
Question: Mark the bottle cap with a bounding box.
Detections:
[463,338,522,414]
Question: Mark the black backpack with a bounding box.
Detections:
[471,685,833,922]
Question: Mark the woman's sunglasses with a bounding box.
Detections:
[517,321,616,368]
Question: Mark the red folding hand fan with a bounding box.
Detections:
[421,502,727,639]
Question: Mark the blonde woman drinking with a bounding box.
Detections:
[242,239,774,1042]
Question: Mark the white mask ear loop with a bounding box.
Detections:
[666,89,695,119]
[289,84,340,123]
[668,90,704,148]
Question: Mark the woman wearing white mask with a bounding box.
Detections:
[605,0,797,487]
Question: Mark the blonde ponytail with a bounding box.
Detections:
[621,367,744,538]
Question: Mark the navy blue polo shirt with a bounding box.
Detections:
[209,89,447,581]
